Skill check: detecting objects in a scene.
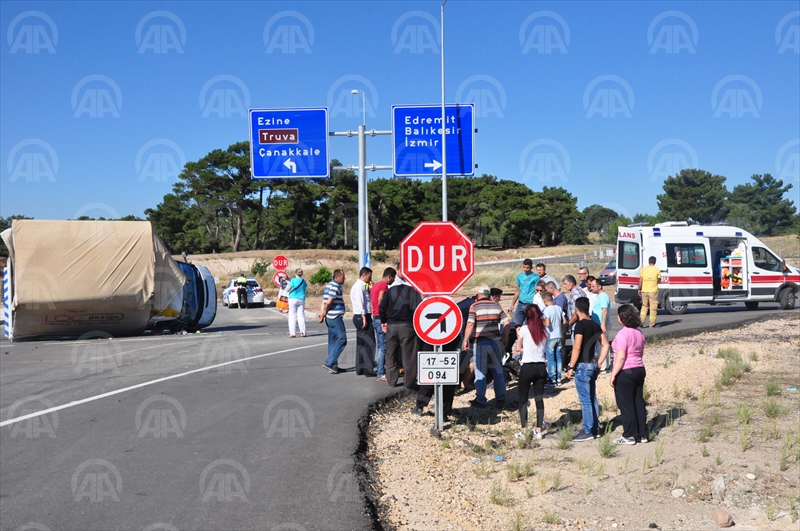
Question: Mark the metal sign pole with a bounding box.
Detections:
[434,344,443,432]
[440,0,448,222]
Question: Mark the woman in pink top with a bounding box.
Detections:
[609,304,647,445]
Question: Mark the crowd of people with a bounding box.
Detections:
[310,258,649,445]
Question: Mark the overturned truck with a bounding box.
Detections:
[1,219,216,340]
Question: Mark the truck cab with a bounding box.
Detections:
[615,222,799,314]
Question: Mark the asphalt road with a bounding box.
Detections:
[1,302,797,531]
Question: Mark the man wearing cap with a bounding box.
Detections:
[463,285,509,408]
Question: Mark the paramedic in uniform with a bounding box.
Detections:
[638,256,661,328]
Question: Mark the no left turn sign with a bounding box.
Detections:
[413,296,463,346]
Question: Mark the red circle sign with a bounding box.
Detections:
[273,255,289,270]
[400,221,474,295]
[273,270,289,288]
[413,296,463,346]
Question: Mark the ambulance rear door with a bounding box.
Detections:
[615,229,642,303]
[663,236,713,302]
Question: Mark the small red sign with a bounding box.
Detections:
[273,255,289,270]
[259,129,298,144]
[413,296,463,346]
[273,270,289,288]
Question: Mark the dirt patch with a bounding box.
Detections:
[362,315,800,531]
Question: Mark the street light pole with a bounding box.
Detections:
[351,90,369,269]
[441,0,448,222]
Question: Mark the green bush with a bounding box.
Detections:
[371,250,389,263]
[251,258,269,276]
[310,266,333,285]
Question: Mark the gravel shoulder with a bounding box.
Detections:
[363,315,800,531]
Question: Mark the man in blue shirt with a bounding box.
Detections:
[510,259,540,328]
[319,269,347,374]
[589,278,612,372]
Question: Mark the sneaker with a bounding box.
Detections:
[534,429,543,440]
[376,376,388,382]
[571,430,595,442]
[514,431,525,440]
[469,399,487,409]
[322,363,341,374]
[638,436,649,444]
[410,406,424,416]
[544,382,556,388]
[613,436,637,445]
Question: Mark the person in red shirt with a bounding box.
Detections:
[370,267,396,381]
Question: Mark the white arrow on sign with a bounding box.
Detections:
[423,160,442,171]
[284,158,297,173]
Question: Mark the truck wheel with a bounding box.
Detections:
[744,301,759,311]
[779,288,797,310]
[664,294,687,315]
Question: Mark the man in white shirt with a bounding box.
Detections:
[350,267,375,376]
[536,263,560,290]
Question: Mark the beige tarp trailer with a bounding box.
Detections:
[0,220,185,340]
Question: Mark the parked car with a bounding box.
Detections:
[598,258,617,286]
[222,277,264,308]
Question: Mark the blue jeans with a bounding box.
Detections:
[512,302,530,328]
[373,316,386,377]
[473,338,506,404]
[574,362,600,435]
[325,316,347,368]
[546,337,562,384]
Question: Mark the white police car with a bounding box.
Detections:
[222,276,264,308]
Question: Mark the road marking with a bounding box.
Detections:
[0,342,327,427]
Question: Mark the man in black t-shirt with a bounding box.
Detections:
[566,297,609,442]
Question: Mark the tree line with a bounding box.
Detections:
[1,145,797,257]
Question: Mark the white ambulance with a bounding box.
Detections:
[615,222,799,314]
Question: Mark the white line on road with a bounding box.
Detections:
[0,342,327,427]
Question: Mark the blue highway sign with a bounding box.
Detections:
[249,107,329,179]
[392,104,475,177]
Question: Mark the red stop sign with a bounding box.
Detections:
[273,255,289,270]
[399,221,474,295]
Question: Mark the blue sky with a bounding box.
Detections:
[2,1,799,222]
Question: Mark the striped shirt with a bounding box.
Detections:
[323,280,345,319]
[468,299,508,339]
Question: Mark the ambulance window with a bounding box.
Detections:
[666,244,707,268]
[618,241,639,270]
[752,247,781,272]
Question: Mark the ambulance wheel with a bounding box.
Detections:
[663,295,687,315]
[744,301,759,311]
[779,288,797,310]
